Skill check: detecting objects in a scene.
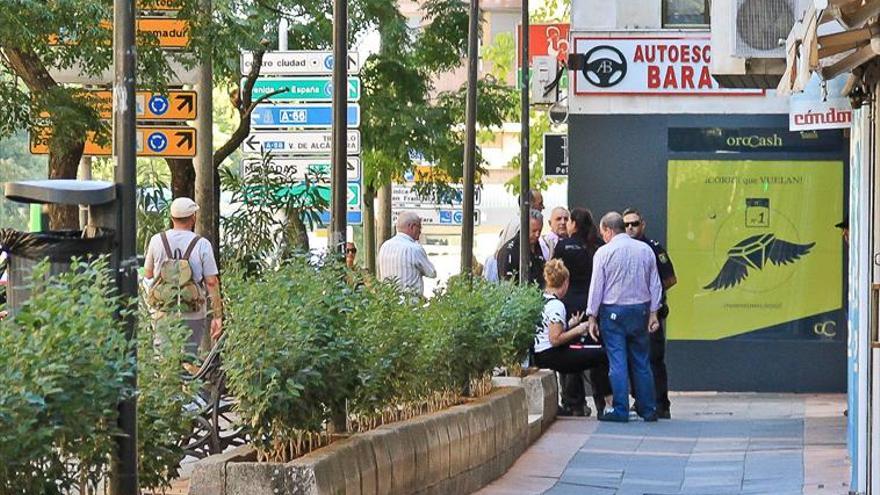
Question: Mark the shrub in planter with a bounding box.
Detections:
[0,259,133,494]
[346,279,424,429]
[222,256,360,460]
[137,308,202,492]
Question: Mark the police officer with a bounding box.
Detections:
[623,208,677,419]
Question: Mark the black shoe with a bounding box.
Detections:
[598,410,628,423]
[657,407,671,420]
[558,404,585,417]
[641,413,659,422]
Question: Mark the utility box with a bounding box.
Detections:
[532,55,559,104]
[1,180,117,314]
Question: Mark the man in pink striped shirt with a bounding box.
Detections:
[586,211,662,422]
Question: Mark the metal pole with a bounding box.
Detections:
[278,18,288,51]
[461,0,479,276]
[519,0,530,285]
[195,0,215,255]
[329,0,348,253]
[111,0,138,491]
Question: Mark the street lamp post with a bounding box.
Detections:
[330,0,348,253]
[110,0,139,492]
[461,0,479,276]
[519,0,530,286]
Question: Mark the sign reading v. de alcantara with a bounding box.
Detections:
[573,36,763,95]
[666,160,843,341]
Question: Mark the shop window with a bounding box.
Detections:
[663,0,710,27]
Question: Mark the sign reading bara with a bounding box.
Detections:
[241,157,361,182]
[543,133,568,177]
[241,51,361,76]
[31,126,196,157]
[250,104,360,128]
[246,77,361,103]
[392,208,481,226]
[573,36,763,96]
[242,130,361,155]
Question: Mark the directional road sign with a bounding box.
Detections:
[241,51,361,76]
[49,18,190,49]
[50,58,197,84]
[250,104,359,129]
[137,0,181,10]
[241,157,361,182]
[246,77,361,103]
[30,126,196,158]
[392,208,481,226]
[78,90,197,120]
[392,184,481,207]
[242,130,360,156]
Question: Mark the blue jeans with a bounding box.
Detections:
[600,303,656,417]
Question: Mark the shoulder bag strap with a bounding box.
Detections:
[183,235,202,260]
[159,231,174,258]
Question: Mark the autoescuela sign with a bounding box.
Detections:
[573,36,763,96]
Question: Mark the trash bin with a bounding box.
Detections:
[0,228,115,313]
[2,179,117,315]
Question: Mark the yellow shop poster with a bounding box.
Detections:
[666,160,843,340]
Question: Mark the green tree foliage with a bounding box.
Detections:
[0,132,47,230]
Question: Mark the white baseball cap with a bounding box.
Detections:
[170,197,200,218]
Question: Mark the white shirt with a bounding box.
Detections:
[144,229,218,320]
[586,233,662,317]
[535,294,566,353]
[377,233,437,295]
[483,254,499,282]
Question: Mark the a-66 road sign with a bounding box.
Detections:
[242,130,360,155]
[250,104,359,129]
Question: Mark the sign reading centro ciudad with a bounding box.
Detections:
[573,36,763,95]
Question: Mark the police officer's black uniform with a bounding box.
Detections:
[639,237,676,415]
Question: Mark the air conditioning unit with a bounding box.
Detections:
[711,0,808,88]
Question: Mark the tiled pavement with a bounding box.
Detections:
[476,393,850,495]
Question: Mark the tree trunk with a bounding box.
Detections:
[362,184,376,274]
[47,139,85,230]
[376,182,393,245]
[167,158,195,199]
[283,209,310,255]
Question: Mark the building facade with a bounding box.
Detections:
[567,0,848,392]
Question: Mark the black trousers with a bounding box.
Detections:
[534,345,611,409]
[629,318,670,410]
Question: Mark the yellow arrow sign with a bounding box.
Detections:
[31,126,196,158]
[41,90,197,120]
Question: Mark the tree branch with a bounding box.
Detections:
[2,47,57,93]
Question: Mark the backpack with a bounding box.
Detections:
[146,232,204,313]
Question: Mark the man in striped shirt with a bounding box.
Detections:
[378,211,437,295]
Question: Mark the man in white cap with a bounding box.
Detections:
[144,197,222,352]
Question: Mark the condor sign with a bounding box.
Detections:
[573,36,762,96]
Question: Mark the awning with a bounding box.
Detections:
[778,0,880,95]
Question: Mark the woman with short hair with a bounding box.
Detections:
[534,259,611,414]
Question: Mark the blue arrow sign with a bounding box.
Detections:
[250,104,360,129]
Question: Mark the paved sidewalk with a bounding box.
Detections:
[477,393,850,495]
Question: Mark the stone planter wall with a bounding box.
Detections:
[189,370,557,495]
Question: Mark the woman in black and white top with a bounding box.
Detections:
[534,259,612,414]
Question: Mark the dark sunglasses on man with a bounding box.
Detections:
[346,248,357,254]
[624,221,641,228]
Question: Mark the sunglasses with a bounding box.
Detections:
[346,248,357,254]
[624,221,642,228]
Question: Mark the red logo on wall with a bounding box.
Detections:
[517,23,570,67]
